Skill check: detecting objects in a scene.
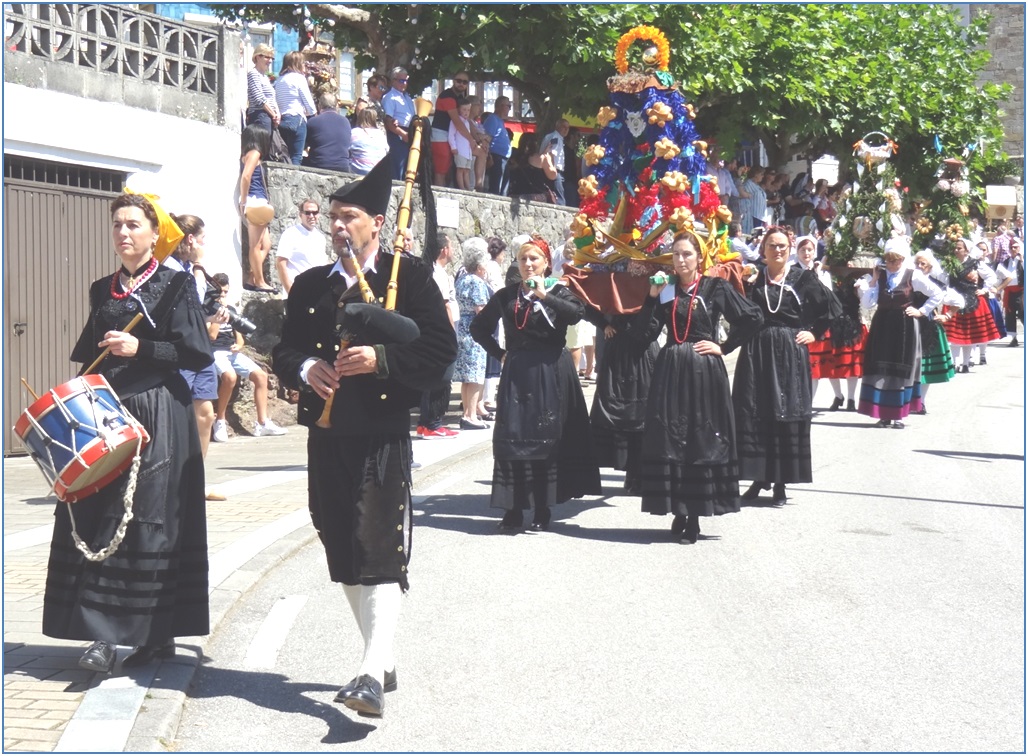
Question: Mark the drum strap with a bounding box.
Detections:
[65,433,144,562]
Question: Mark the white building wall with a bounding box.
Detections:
[4,83,245,296]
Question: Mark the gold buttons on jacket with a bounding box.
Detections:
[396,524,402,531]
[380,394,387,400]
[308,308,315,314]
[337,301,345,309]
[316,343,322,349]
[396,545,403,552]
[399,504,405,511]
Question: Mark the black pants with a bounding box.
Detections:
[418,385,450,430]
[1005,288,1024,333]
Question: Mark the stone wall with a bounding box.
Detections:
[974,3,1026,159]
[238,162,577,353]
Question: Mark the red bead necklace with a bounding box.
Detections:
[671,276,701,344]
[110,255,158,300]
[514,291,532,330]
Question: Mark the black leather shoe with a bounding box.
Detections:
[979,356,987,366]
[529,506,550,531]
[341,674,384,718]
[498,510,523,533]
[829,396,844,411]
[741,481,769,500]
[670,515,687,535]
[79,641,116,673]
[913,405,927,415]
[121,640,175,668]
[875,419,890,428]
[680,514,700,545]
[846,399,857,412]
[891,420,905,429]
[772,483,787,507]
[335,668,397,701]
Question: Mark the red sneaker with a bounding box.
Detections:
[420,426,458,439]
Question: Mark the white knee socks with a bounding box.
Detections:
[356,583,401,683]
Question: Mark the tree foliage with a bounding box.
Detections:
[214,3,1011,196]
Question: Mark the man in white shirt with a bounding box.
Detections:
[538,118,570,205]
[276,199,329,294]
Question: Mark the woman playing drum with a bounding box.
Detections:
[42,192,214,673]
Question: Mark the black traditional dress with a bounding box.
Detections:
[470,283,601,513]
[635,276,763,518]
[43,265,214,646]
[733,265,840,484]
[584,309,658,494]
[857,268,942,420]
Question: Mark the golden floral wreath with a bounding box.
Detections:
[614,25,671,74]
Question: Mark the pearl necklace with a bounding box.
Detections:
[763,267,788,314]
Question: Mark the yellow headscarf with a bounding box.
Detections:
[122,187,183,262]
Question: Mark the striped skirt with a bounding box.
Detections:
[942,295,1002,345]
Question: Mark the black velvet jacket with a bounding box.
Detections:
[272,251,457,436]
[71,266,214,398]
[469,283,585,359]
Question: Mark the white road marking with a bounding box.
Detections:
[242,594,309,669]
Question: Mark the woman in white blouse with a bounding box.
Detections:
[274,51,317,165]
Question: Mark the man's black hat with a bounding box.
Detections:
[329,157,393,216]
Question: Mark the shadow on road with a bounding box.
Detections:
[914,449,1024,463]
[183,661,375,745]
[801,488,1023,511]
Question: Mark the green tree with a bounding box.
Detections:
[216,3,1010,194]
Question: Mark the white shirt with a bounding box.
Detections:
[539,130,565,172]
[432,262,458,326]
[277,224,329,279]
[859,267,943,317]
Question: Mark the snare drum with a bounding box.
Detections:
[15,375,150,503]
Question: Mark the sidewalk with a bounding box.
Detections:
[2,384,575,752]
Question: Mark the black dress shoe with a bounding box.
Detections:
[829,396,844,411]
[340,674,384,718]
[670,515,687,535]
[979,356,987,366]
[875,419,890,428]
[741,481,769,500]
[529,506,551,531]
[771,483,787,507]
[497,510,523,533]
[336,668,397,701]
[121,640,175,668]
[891,420,905,429]
[680,514,700,545]
[79,641,116,673]
[846,399,857,412]
[913,405,927,415]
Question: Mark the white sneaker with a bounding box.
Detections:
[254,419,287,437]
[211,419,229,443]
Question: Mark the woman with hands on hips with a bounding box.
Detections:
[633,230,763,543]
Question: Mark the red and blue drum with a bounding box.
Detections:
[15,375,150,503]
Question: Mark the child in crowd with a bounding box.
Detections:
[448,98,475,191]
[208,273,287,441]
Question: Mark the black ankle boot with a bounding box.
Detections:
[829,396,844,411]
[742,481,769,500]
[846,399,857,412]
[681,514,700,544]
[671,514,687,535]
[772,483,787,507]
[498,509,523,533]
[530,505,551,531]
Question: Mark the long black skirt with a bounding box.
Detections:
[590,331,657,493]
[733,325,813,484]
[42,379,209,646]
[639,342,741,517]
[490,348,601,512]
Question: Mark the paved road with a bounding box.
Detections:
[172,345,1025,752]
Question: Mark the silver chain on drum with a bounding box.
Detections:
[65,431,143,562]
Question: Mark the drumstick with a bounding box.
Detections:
[81,313,143,376]
[20,378,39,401]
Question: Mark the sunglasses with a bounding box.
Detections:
[394,77,409,83]
[454,79,469,84]
[376,84,388,91]
[302,210,319,216]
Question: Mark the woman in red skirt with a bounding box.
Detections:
[941,238,1000,373]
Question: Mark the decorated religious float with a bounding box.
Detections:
[560,26,744,314]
